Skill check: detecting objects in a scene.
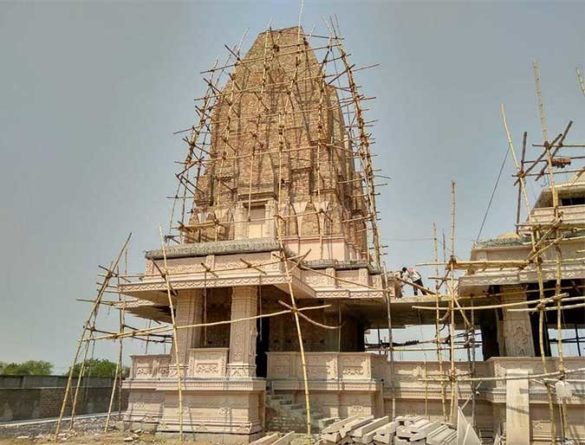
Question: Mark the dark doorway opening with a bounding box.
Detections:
[256,317,269,378]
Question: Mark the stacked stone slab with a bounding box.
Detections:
[319,416,457,445]
[250,431,296,445]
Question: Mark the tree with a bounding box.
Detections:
[66,359,129,378]
[0,360,53,375]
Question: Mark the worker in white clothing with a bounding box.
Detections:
[401,266,428,296]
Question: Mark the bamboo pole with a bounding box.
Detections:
[533,61,549,144]
[420,366,585,384]
[275,111,312,436]
[90,304,331,342]
[105,266,125,431]
[382,263,396,418]
[412,292,582,312]
[577,68,585,97]
[158,227,184,441]
[448,181,458,424]
[503,103,558,443]
[433,223,447,420]
[268,30,315,433]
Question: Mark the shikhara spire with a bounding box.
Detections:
[170,26,383,266]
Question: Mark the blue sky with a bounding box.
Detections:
[1,0,584,369]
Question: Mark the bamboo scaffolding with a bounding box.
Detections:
[448,181,458,424]
[157,227,185,440]
[54,234,132,440]
[412,293,585,312]
[406,76,585,440]
[276,115,313,438]
[502,105,558,443]
[433,223,448,420]
[420,366,585,384]
[104,265,126,431]
[61,23,391,443]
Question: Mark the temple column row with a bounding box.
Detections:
[171,286,259,378]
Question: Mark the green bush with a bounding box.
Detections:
[66,359,129,378]
[0,360,54,375]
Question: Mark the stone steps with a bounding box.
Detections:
[265,393,334,433]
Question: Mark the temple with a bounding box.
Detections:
[113,26,585,445]
[119,27,389,442]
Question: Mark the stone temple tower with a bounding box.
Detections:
[184,27,369,262]
[120,26,388,441]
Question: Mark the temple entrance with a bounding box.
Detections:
[256,317,270,377]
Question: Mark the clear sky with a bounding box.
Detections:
[1,0,584,371]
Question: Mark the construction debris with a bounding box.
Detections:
[319,415,458,445]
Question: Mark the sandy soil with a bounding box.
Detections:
[0,431,212,445]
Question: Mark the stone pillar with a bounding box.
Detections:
[227,286,258,378]
[265,200,276,239]
[325,267,336,287]
[501,285,535,357]
[173,289,204,365]
[323,305,340,351]
[506,369,530,445]
[234,203,247,240]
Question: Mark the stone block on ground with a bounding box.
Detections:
[322,415,360,434]
[318,417,340,431]
[290,434,313,445]
[340,416,374,438]
[250,432,280,445]
[358,423,395,445]
[273,432,296,445]
[352,416,389,438]
[373,422,397,445]
[427,425,456,445]
[409,422,441,442]
[395,425,412,440]
[407,418,430,433]
[320,431,341,444]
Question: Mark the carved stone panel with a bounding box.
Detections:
[501,286,535,357]
[188,348,228,378]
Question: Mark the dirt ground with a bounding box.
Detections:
[0,416,212,445]
[0,431,215,445]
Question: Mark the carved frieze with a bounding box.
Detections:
[188,348,228,377]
